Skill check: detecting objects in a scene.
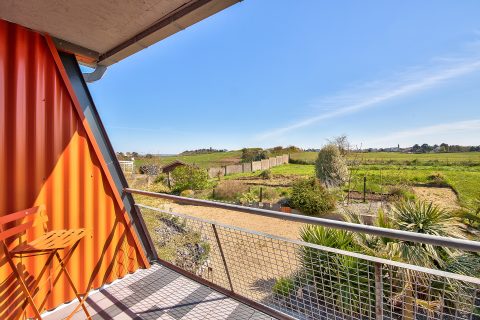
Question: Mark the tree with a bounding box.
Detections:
[315,144,348,188]
[327,135,350,156]
[171,166,208,192]
[241,148,269,162]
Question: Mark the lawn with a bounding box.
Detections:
[291,151,480,165]
[134,150,243,169]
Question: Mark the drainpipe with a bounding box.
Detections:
[83,64,107,83]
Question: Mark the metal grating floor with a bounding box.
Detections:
[43,263,275,319]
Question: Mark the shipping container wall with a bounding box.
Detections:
[0,20,147,318]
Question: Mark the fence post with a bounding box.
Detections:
[211,224,234,292]
[363,176,367,203]
[375,262,383,320]
[259,187,263,202]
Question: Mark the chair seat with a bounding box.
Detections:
[11,229,87,254]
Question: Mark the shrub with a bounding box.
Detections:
[315,144,348,188]
[272,277,295,297]
[259,169,272,180]
[171,166,208,192]
[147,182,170,193]
[239,190,258,204]
[427,172,449,187]
[213,181,249,201]
[154,173,167,184]
[180,189,195,198]
[262,187,278,200]
[289,178,336,215]
[388,185,416,201]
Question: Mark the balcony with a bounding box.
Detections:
[44,263,273,320]
[45,189,480,319]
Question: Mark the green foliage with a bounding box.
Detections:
[171,166,209,192]
[300,200,479,316]
[154,173,167,184]
[259,169,272,180]
[427,172,449,187]
[241,148,269,162]
[315,144,349,188]
[238,190,258,204]
[289,178,336,216]
[456,199,480,229]
[147,182,170,193]
[262,187,278,200]
[180,189,195,197]
[300,225,372,316]
[272,277,295,297]
[388,185,416,201]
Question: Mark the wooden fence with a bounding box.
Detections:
[207,154,289,178]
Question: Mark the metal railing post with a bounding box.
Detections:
[211,224,234,292]
[375,262,383,320]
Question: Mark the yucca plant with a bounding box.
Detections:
[345,200,479,318]
[299,200,480,318]
[300,225,374,317]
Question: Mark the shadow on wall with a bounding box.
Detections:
[0,20,146,318]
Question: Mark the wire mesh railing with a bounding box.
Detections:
[135,203,480,320]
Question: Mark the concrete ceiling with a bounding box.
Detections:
[0,0,239,66]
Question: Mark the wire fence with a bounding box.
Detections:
[136,204,480,320]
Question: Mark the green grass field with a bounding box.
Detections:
[225,163,480,206]
[134,150,242,169]
[291,151,480,165]
[131,150,479,206]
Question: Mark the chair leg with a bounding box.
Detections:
[19,251,57,313]
[37,243,80,312]
[55,249,92,319]
[4,251,43,319]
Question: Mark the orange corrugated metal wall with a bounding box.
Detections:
[0,20,147,318]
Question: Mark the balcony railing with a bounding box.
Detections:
[126,188,480,320]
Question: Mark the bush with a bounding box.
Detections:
[171,166,208,192]
[427,172,449,187]
[154,173,167,184]
[272,277,295,297]
[213,181,249,201]
[315,144,348,188]
[262,187,278,200]
[259,169,272,180]
[180,189,195,198]
[239,190,258,204]
[147,182,170,193]
[388,185,416,201]
[289,178,336,215]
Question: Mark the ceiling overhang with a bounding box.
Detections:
[0,0,240,67]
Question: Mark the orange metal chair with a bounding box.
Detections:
[0,205,91,319]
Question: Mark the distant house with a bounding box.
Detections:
[161,160,188,173]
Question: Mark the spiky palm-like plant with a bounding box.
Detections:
[344,200,478,318]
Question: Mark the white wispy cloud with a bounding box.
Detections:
[369,119,480,145]
[256,56,480,140]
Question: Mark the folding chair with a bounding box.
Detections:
[0,205,91,319]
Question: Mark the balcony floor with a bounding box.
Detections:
[44,263,274,320]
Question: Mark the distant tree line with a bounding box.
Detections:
[411,143,480,153]
[180,147,227,155]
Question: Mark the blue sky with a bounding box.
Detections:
[87,1,480,154]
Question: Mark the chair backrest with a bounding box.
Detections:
[0,205,48,242]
